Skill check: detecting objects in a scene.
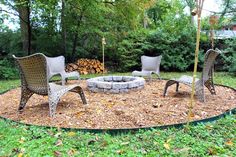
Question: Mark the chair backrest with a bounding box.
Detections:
[13,53,48,94]
[46,56,65,79]
[201,49,221,81]
[141,55,162,72]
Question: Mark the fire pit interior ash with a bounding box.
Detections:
[87,76,145,93]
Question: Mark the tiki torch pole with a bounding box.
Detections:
[188,0,205,125]
[102,37,106,75]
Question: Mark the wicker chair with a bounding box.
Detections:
[163,49,221,102]
[132,55,162,79]
[46,56,80,85]
[13,53,87,117]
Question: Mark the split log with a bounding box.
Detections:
[65,58,106,75]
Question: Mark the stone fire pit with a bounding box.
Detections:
[87,76,145,93]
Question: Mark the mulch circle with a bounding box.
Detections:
[0,80,235,129]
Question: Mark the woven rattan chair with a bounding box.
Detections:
[163,49,221,102]
[13,53,87,117]
[132,55,162,79]
[46,56,80,85]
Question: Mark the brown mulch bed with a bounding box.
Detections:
[0,80,235,129]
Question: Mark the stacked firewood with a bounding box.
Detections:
[65,58,106,75]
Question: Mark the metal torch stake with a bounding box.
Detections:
[102,37,106,75]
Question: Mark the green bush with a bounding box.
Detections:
[0,59,18,80]
[116,1,204,72]
[116,27,198,72]
[221,39,236,74]
[117,30,149,72]
[229,53,236,73]
[146,28,196,71]
[0,31,22,55]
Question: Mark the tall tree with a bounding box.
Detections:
[221,0,236,20]
[15,0,31,54]
[61,0,66,55]
[147,0,171,27]
[0,0,32,54]
[68,0,89,62]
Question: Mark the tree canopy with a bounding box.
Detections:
[0,0,235,77]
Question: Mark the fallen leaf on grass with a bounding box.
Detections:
[55,139,63,146]
[54,151,62,157]
[19,137,25,144]
[205,125,213,130]
[208,148,217,155]
[67,131,76,137]
[164,139,171,150]
[89,152,94,157]
[67,149,76,156]
[121,142,129,146]
[166,138,171,143]
[155,131,161,135]
[101,140,108,147]
[18,153,23,157]
[54,132,62,138]
[116,149,124,155]
[174,147,190,154]
[164,143,170,150]
[225,140,234,146]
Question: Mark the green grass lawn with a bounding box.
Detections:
[0,72,235,156]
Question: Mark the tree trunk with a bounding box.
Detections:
[71,14,83,62]
[71,32,78,62]
[61,0,66,55]
[16,0,31,55]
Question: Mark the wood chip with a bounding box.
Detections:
[0,80,235,129]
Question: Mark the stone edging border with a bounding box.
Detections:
[0,78,235,134]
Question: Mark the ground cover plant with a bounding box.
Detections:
[0,115,235,156]
[0,72,235,156]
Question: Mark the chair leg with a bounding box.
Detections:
[48,94,61,117]
[195,82,205,102]
[60,75,66,85]
[61,79,66,86]
[163,80,178,97]
[18,87,33,112]
[71,86,87,104]
[176,82,179,92]
[204,80,216,95]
